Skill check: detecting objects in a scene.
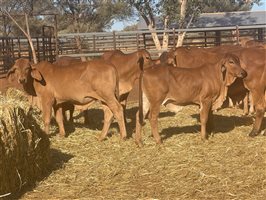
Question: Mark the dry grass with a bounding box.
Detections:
[14,99,266,200]
[0,88,50,199]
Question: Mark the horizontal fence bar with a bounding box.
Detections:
[59,24,266,37]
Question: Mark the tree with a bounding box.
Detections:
[128,0,262,49]
[52,0,132,59]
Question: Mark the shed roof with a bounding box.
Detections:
[137,10,266,30]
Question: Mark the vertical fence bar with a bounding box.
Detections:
[204,31,207,47]
[173,28,176,50]
[215,31,221,46]
[17,37,21,58]
[258,28,263,42]
[136,33,139,50]
[93,34,96,52]
[42,26,46,60]
[113,31,116,50]
[54,14,59,57]
[142,33,146,49]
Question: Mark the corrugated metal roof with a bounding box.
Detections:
[137,11,266,30]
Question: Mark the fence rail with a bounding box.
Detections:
[1,24,265,78]
[57,25,266,58]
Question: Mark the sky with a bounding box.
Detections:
[111,1,266,31]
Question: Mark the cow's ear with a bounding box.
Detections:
[31,68,42,81]
[6,66,17,82]
[221,65,226,81]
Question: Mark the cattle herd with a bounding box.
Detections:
[6,44,266,147]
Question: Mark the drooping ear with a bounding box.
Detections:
[138,56,144,71]
[6,66,17,82]
[31,68,42,81]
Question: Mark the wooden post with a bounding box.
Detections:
[113,31,116,50]
[173,28,176,50]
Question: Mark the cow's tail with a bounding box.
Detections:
[139,70,144,125]
[114,67,120,101]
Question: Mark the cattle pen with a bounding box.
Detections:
[0,24,265,78]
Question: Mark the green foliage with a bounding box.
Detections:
[50,0,133,33]
[128,0,262,29]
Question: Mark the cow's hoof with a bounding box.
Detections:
[98,136,106,142]
[135,140,143,148]
[155,139,162,145]
[248,130,259,137]
[120,135,127,141]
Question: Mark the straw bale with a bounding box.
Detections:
[0,88,50,197]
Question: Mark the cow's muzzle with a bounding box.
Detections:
[19,78,26,84]
[238,70,247,78]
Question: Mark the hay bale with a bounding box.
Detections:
[0,89,50,197]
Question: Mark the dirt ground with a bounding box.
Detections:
[6,102,264,200]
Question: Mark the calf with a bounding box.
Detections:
[135,54,247,146]
[7,58,126,140]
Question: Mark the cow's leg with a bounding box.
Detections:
[68,104,74,123]
[106,99,127,140]
[243,92,249,115]
[149,102,161,144]
[206,109,214,136]
[53,104,66,137]
[249,93,255,114]
[228,97,234,108]
[200,101,212,140]
[41,97,54,135]
[249,90,265,137]
[119,92,129,112]
[98,103,113,141]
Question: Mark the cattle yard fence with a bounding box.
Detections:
[0,24,265,78]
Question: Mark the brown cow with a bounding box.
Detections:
[235,48,266,137]
[53,56,82,66]
[98,49,153,138]
[135,53,247,146]
[7,58,127,140]
[168,46,254,115]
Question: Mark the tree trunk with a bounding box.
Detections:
[25,14,37,64]
[148,24,162,50]
[162,16,169,50]
[74,15,86,61]
[176,32,186,47]
[176,0,187,47]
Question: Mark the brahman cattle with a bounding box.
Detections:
[168,46,253,115]
[235,48,266,137]
[135,53,247,146]
[7,58,127,140]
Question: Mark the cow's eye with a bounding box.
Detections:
[229,61,234,64]
[146,56,150,59]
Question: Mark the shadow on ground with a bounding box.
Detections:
[11,149,74,200]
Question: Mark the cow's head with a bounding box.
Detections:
[137,49,152,70]
[220,53,247,86]
[162,50,177,67]
[7,58,32,84]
